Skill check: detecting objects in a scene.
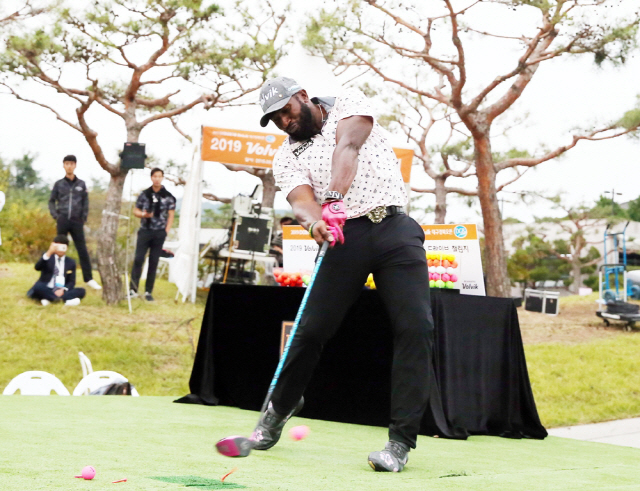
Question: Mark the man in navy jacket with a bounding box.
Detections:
[27,235,86,306]
[48,155,102,290]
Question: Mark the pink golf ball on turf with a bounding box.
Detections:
[289,425,310,441]
[82,466,96,480]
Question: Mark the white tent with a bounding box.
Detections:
[169,145,203,303]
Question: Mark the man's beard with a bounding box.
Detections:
[287,103,318,141]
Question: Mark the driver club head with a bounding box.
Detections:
[216,436,253,458]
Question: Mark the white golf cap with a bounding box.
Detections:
[259,77,303,127]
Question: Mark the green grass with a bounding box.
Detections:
[2,397,640,490]
[526,335,640,427]
[3,262,640,429]
[0,262,205,396]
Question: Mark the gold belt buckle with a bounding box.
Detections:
[366,206,387,224]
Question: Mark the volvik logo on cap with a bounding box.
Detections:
[260,87,280,109]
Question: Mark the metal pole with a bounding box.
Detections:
[191,143,203,303]
[222,220,236,284]
[125,170,135,314]
[598,270,603,311]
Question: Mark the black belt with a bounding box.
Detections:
[364,205,405,223]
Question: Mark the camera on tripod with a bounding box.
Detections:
[230,185,273,255]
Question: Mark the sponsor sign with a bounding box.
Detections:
[282,223,485,296]
[201,126,414,182]
[422,224,485,296]
[201,126,286,169]
[282,225,318,273]
[280,321,294,357]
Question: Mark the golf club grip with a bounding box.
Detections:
[259,240,330,414]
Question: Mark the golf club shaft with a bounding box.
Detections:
[258,240,330,415]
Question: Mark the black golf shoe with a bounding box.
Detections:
[251,397,304,450]
[368,441,410,472]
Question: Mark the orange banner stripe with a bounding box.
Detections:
[421,224,478,240]
[201,126,414,182]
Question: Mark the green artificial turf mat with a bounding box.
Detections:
[2,396,640,490]
[149,475,245,488]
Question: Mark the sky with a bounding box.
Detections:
[1,0,639,225]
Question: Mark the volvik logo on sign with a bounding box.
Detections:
[201,126,287,169]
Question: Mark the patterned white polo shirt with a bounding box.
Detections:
[272,89,408,219]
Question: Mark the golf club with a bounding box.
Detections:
[216,240,330,458]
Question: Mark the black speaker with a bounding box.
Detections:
[524,293,543,313]
[120,142,147,169]
[232,215,273,255]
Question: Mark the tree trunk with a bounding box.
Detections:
[97,170,128,304]
[434,177,447,224]
[570,234,585,294]
[96,121,139,305]
[474,132,510,298]
[260,170,276,209]
[571,261,582,294]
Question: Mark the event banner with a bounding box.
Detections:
[422,224,485,296]
[283,223,485,296]
[200,126,414,182]
[201,126,286,169]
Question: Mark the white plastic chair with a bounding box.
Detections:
[73,370,139,396]
[78,352,94,379]
[3,371,70,396]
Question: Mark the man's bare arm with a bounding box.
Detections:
[287,185,334,244]
[327,115,373,195]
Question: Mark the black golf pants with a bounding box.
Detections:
[130,229,166,294]
[57,218,93,283]
[271,213,434,449]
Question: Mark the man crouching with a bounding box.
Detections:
[27,235,86,306]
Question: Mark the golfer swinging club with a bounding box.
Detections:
[253,77,435,473]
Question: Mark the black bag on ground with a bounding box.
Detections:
[606,301,640,315]
[89,382,134,395]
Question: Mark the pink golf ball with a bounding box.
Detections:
[450,274,458,282]
[81,466,96,480]
[441,273,450,282]
[289,425,310,441]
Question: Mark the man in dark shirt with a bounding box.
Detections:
[129,168,176,301]
[270,216,294,267]
[48,155,101,290]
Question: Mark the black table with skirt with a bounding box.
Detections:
[176,284,547,440]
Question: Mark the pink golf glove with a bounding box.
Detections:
[321,200,347,246]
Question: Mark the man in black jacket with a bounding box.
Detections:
[48,155,102,290]
[129,168,176,301]
[27,235,86,306]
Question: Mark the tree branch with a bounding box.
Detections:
[496,167,530,191]
[170,117,193,143]
[0,84,82,133]
[484,25,557,122]
[495,123,639,171]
